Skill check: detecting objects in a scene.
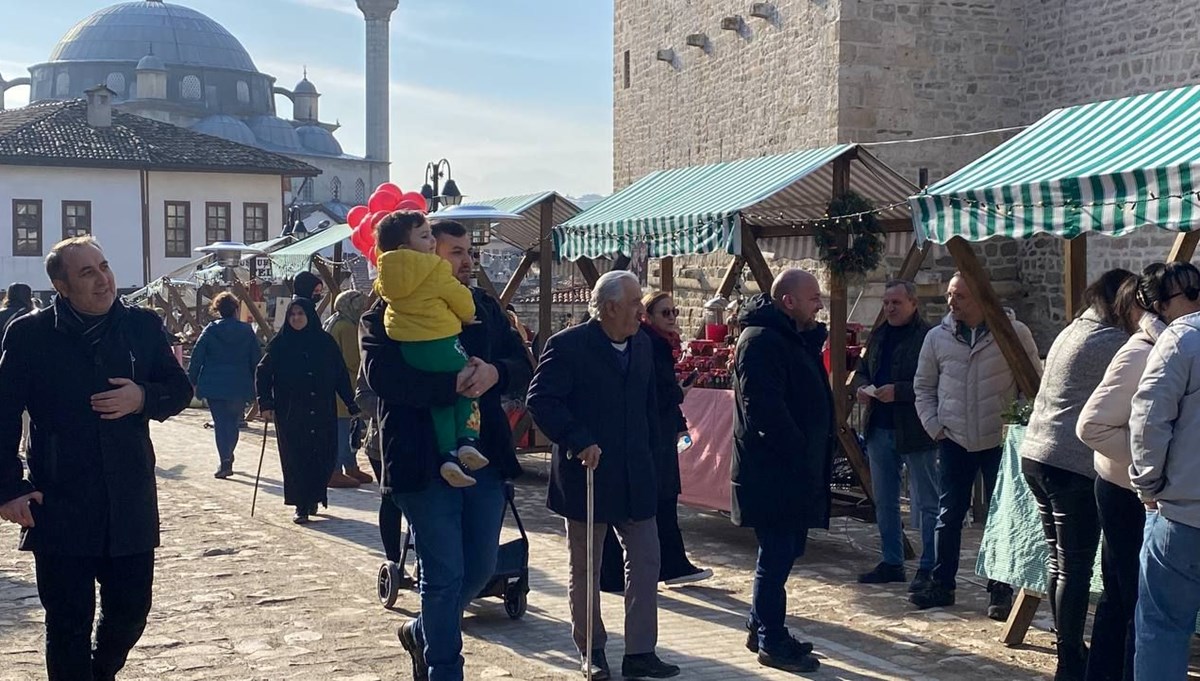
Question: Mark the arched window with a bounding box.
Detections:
[354,179,366,205]
[330,176,342,201]
[236,81,250,103]
[301,180,314,201]
[106,72,126,94]
[55,72,70,96]
[181,75,202,101]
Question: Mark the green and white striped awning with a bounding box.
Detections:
[555,144,916,261]
[268,223,351,278]
[912,84,1200,244]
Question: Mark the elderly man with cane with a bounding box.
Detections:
[528,270,680,680]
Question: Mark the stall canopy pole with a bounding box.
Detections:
[575,257,601,288]
[500,252,537,308]
[660,256,674,294]
[716,257,746,299]
[537,195,555,356]
[1064,235,1088,320]
[612,254,632,271]
[1169,232,1200,262]
[739,223,775,293]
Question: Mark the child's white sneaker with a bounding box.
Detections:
[457,444,489,471]
[440,461,476,487]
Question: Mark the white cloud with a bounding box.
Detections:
[284,0,361,18]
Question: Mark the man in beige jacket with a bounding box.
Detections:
[910,272,1040,618]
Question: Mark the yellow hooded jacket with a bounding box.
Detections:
[374,248,476,342]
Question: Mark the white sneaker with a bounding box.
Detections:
[664,568,714,586]
[440,461,477,487]
[456,445,489,471]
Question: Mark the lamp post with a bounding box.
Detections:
[420,159,463,212]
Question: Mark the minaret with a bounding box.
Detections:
[356,0,398,183]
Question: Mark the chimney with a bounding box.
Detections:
[85,84,115,128]
[356,0,399,183]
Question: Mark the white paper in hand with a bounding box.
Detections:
[861,385,878,398]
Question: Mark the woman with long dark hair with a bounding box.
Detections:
[256,297,360,524]
[188,291,261,478]
[1019,268,1134,680]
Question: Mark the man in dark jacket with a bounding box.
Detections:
[528,270,679,681]
[0,281,35,336]
[851,280,939,590]
[0,237,193,681]
[360,220,531,681]
[732,268,831,674]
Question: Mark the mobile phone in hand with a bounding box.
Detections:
[681,369,701,388]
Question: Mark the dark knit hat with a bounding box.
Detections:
[292,271,321,301]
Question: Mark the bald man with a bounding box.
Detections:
[730,269,832,673]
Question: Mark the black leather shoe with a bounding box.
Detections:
[621,652,680,679]
[909,583,955,609]
[908,569,933,593]
[580,649,609,680]
[857,561,906,584]
[292,510,309,525]
[987,583,1014,621]
[397,620,429,681]
[213,466,233,479]
[745,621,814,656]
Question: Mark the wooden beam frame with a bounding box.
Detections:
[740,224,775,293]
[1169,231,1200,262]
[660,256,674,293]
[1064,234,1088,320]
[500,252,537,307]
[575,257,601,288]
[716,257,745,299]
[475,266,500,300]
[612,254,632,271]
[166,284,199,335]
[230,278,273,343]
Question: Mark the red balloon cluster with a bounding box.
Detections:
[347,183,428,265]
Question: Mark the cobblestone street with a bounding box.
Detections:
[1,409,1062,680]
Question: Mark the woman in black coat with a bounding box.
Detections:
[256,298,359,524]
[601,292,711,591]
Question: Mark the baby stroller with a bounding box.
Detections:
[376,480,530,619]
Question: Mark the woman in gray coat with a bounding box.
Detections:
[1019,268,1133,681]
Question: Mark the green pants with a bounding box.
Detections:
[399,336,480,456]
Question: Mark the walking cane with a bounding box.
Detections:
[585,463,595,681]
[250,419,269,517]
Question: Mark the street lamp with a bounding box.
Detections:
[420,159,463,212]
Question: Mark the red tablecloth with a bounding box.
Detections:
[677,388,734,512]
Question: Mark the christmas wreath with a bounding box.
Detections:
[814,192,885,276]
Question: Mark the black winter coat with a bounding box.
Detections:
[852,313,937,454]
[362,288,530,494]
[731,294,834,529]
[528,320,660,524]
[255,298,358,508]
[0,298,193,556]
[643,324,688,499]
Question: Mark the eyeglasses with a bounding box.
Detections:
[658,308,680,318]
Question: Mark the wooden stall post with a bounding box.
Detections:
[716,257,746,299]
[475,267,500,300]
[537,195,555,356]
[500,252,537,307]
[660,256,674,294]
[166,285,199,336]
[1169,231,1200,262]
[230,278,273,343]
[739,224,775,293]
[575,257,601,288]
[1064,234,1088,320]
[612,254,632,271]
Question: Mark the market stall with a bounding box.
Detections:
[910,82,1200,644]
[553,144,923,524]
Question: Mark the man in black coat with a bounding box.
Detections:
[732,268,832,674]
[527,270,680,681]
[0,237,193,681]
[360,220,531,681]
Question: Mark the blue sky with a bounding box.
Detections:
[0,0,615,199]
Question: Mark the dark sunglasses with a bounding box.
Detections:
[658,308,680,318]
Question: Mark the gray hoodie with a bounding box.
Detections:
[1130,309,1200,528]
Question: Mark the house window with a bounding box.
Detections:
[12,200,43,257]
[181,75,202,101]
[623,50,631,89]
[205,202,231,244]
[55,72,69,96]
[330,176,342,201]
[237,80,250,103]
[301,180,314,202]
[62,201,92,239]
[164,201,190,257]
[106,72,126,95]
[354,179,366,204]
[244,203,268,243]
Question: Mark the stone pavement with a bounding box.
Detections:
[2,408,1067,680]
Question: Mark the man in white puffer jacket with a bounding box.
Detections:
[909,272,1040,618]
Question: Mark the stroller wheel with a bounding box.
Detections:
[503,584,527,620]
[377,561,400,608]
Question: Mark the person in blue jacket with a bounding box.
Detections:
[188,291,261,478]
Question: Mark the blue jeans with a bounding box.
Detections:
[749,525,808,653]
[207,399,244,467]
[391,468,505,681]
[866,428,939,570]
[336,417,355,469]
[1134,512,1200,681]
[932,439,1001,589]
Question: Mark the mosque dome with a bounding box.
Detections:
[297,125,343,156]
[294,78,318,95]
[136,53,166,72]
[191,115,258,146]
[48,1,258,73]
[247,115,302,151]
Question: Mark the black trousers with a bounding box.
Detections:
[1085,477,1144,681]
[369,456,404,562]
[34,550,155,681]
[1022,459,1100,676]
[600,495,696,591]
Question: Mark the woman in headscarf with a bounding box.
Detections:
[324,290,372,486]
[256,297,360,524]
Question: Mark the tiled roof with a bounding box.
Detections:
[513,285,591,305]
[0,99,319,176]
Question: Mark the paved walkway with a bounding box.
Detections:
[2,409,1067,679]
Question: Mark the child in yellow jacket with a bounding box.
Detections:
[373,210,486,487]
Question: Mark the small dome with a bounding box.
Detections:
[136,53,165,71]
[296,125,343,156]
[191,115,257,147]
[293,78,318,95]
[247,115,301,150]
